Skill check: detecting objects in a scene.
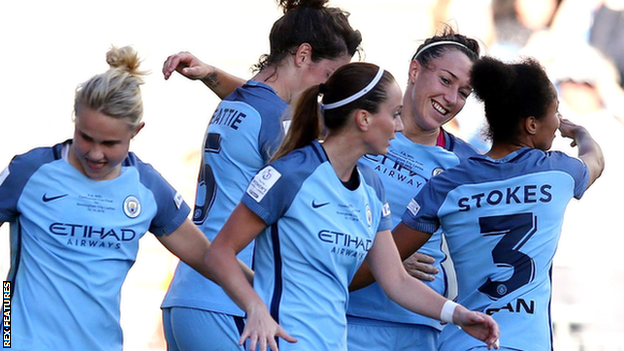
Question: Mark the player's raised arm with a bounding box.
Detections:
[162,51,245,99]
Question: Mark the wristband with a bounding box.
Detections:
[440,300,458,324]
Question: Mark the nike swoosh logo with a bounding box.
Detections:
[42,194,68,202]
[312,200,330,209]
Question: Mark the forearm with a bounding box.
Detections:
[205,246,261,312]
[574,127,605,185]
[380,269,448,320]
[351,223,432,291]
[349,261,375,291]
[200,66,245,100]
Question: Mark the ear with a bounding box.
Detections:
[355,109,370,132]
[524,116,538,135]
[408,60,421,84]
[294,43,313,67]
[132,122,145,138]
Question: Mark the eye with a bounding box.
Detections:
[102,141,120,147]
[79,132,94,142]
[459,88,472,99]
[440,76,451,85]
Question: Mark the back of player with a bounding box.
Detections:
[161,82,286,348]
[404,148,588,350]
[161,1,361,349]
[399,56,603,351]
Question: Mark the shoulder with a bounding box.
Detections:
[4,142,65,178]
[227,81,288,118]
[444,130,479,160]
[123,153,157,177]
[0,142,66,219]
[526,149,587,173]
[122,152,175,191]
[268,143,326,183]
[356,161,384,192]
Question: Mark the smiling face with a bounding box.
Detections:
[69,107,142,181]
[364,80,404,155]
[404,49,473,133]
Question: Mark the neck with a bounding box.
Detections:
[401,112,441,146]
[486,142,525,159]
[253,66,294,103]
[321,135,365,182]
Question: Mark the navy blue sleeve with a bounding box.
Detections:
[129,154,191,236]
[0,145,60,222]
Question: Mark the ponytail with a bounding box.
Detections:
[271,85,323,161]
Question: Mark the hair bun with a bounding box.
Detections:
[106,46,145,76]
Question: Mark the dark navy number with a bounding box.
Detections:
[478,213,537,300]
[193,133,220,224]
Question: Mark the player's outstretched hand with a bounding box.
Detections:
[454,306,500,350]
[162,51,213,81]
[240,303,297,351]
[403,252,438,282]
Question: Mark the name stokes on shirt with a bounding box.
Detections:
[458,184,553,211]
[450,182,550,318]
[210,106,247,130]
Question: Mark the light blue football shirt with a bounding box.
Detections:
[402,148,589,351]
[0,141,190,351]
[348,130,477,330]
[162,81,288,316]
[242,140,392,351]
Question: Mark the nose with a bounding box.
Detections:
[443,87,459,106]
[394,115,404,132]
[87,143,104,160]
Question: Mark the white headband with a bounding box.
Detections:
[412,41,469,61]
[320,67,385,111]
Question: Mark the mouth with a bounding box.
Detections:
[432,100,449,116]
[85,159,107,172]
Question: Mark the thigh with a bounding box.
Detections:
[162,308,180,351]
[163,307,245,351]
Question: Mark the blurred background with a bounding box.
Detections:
[1,0,623,349]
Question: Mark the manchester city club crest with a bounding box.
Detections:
[365,203,372,227]
[123,195,141,218]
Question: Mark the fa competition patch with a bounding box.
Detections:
[247,166,281,202]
